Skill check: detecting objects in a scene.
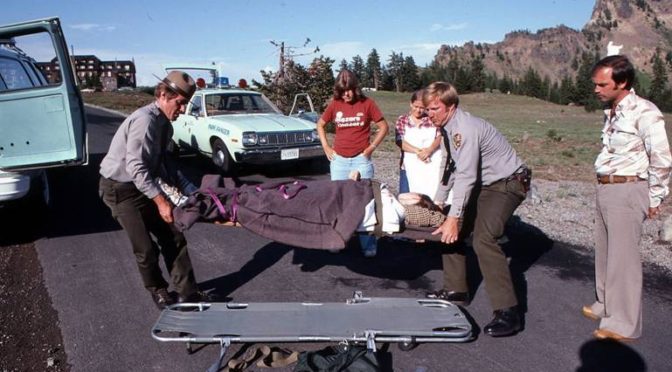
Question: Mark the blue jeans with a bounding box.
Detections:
[399,168,409,193]
[330,154,374,180]
[330,154,377,255]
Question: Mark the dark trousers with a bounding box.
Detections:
[442,178,526,310]
[99,177,198,297]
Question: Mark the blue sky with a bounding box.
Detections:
[2,0,595,86]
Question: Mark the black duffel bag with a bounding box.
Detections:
[294,344,380,372]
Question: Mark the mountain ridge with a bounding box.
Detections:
[434,0,672,82]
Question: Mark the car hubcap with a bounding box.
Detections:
[214,150,225,167]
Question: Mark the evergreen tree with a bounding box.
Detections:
[498,75,512,94]
[454,66,472,93]
[470,57,486,92]
[380,66,395,91]
[549,81,561,104]
[521,67,543,99]
[387,51,405,92]
[559,75,576,105]
[365,49,382,90]
[575,52,600,111]
[446,58,460,83]
[307,56,336,111]
[401,55,420,91]
[648,51,668,107]
[338,59,349,72]
[350,55,366,82]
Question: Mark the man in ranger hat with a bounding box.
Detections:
[99,70,210,309]
[423,81,531,337]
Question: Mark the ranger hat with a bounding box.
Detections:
[161,70,196,99]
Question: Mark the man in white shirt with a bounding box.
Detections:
[585,55,672,341]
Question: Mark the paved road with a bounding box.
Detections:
[29,107,672,371]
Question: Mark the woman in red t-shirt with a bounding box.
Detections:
[317,69,388,257]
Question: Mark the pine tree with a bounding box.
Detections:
[387,51,405,92]
[454,66,472,93]
[559,75,576,105]
[365,49,382,90]
[307,56,336,111]
[498,75,512,94]
[470,57,486,92]
[649,51,668,107]
[401,55,420,91]
[575,52,600,111]
[338,59,349,72]
[350,55,366,82]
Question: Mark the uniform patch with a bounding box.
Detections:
[452,133,462,149]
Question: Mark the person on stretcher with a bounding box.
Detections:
[159,173,450,250]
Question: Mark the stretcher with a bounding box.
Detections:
[152,291,472,370]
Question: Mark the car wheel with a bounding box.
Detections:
[211,139,234,173]
[26,171,49,208]
[307,156,329,174]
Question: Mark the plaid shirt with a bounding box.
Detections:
[395,114,436,142]
[595,90,672,207]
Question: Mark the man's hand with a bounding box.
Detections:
[648,206,662,219]
[432,216,460,244]
[153,194,174,223]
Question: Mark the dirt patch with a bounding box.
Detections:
[0,243,69,371]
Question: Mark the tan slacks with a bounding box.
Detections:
[591,181,649,338]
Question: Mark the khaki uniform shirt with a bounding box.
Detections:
[435,108,523,218]
[595,90,672,207]
[100,102,174,199]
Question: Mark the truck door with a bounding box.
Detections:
[0,17,87,170]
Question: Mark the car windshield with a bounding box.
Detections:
[204,93,282,116]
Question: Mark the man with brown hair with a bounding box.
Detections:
[99,71,210,309]
[585,55,671,341]
[424,81,530,337]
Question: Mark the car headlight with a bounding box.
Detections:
[242,132,258,146]
[309,130,318,142]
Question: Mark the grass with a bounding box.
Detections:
[82,90,672,182]
[369,90,672,182]
[82,91,155,114]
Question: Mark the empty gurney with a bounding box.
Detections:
[152,291,472,370]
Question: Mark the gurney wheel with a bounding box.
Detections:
[398,341,417,351]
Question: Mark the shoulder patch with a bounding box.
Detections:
[452,133,462,149]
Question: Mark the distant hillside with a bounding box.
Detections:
[434,0,672,82]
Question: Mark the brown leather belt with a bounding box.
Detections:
[596,175,644,184]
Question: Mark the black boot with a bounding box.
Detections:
[483,306,522,337]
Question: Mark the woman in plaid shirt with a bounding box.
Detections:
[395,89,443,201]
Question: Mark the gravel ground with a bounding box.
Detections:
[372,151,672,275]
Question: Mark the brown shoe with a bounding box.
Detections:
[581,305,600,321]
[149,287,175,310]
[593,329,636,342]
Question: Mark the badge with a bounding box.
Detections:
[452,133,462,149]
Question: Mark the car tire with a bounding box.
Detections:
[309,156,330,174]
[211,138,234,173]
[26,170,50,208]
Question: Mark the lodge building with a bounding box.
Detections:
[36,54,136,91]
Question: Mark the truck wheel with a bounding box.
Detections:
[212,139,234,173]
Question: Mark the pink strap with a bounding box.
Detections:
[255,181,305,200]
[206,188,229,219]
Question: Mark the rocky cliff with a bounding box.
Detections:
[434,0,672,81]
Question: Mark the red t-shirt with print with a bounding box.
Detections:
[320,97,384,157]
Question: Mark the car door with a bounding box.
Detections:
[0,17,87,171]
[173,93,202,150]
